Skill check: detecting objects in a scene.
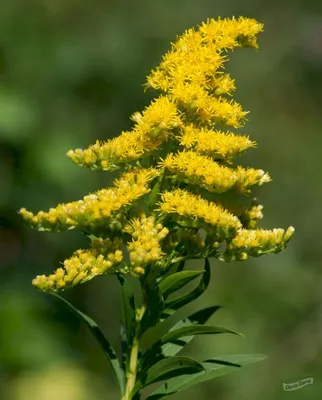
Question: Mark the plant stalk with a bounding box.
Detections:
[121,304,146,400]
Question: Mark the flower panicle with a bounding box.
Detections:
[178,124,256,162]
[223,226,295,261]
[67,96,181,171]
[19,167,160,232]
[32,237,123,293]
[146,17,263,127]
[156,188,242,239]
[20,17,294,293]
[159,150,271,194]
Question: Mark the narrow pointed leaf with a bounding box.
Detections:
[148,169,165,208]
[51,293,125,395]
[140,306,221,372]
[117,274,136,349]
[160,324,243,345]
[164,258,211,312]
[139,285,164,337]
[133,356,205,395]
[161,306,222,357]
[158,270,204,299]
[147,354,267,399]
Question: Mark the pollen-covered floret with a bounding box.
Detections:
[240,202,264,228]
[32,237,123,293]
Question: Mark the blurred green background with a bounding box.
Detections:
[1,1,322,399]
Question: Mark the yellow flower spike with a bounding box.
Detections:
[223,226,295,261]
[32,238,123,293]
[156,188,242,239]
[178,124,256,162]
[159,151,270,194]
[67,97,181,171]
[19,168,160,233]
[199,17,264,50]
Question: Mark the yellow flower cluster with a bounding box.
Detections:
[124,213,169,274]
[67,97,181,171]
[19,168,160,232]
[20,17,295,292]
[164,230,206,256]
[223,227,295,261]
[156,188,242,239]
[159,151,271,194]
[241,203,264,229]
[146,17,263,127]
[178,124,256,163]
[32,237,123,292]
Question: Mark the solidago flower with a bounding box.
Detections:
[32,237,123,292]
[20,168,160,233]
[159,150,271,194]
[223,227,295,261]
[124,213,169,275]
[20,17,294,293]
[156,188,242,239]
[178,124,256,163]
[67,97,181,171]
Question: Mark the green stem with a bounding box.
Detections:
[170,254,204,264]
[121,304,146,400]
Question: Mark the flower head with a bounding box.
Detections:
[20,17,294,292]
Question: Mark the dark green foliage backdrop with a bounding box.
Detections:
[1,1,321,399]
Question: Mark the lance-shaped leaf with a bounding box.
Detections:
[133,356,205,395]
[140,306,221,372]
[148,168,166,209]
[139,284,164,337]
[163,258,211,317]
[51,293,125,395]
[147,354,268,399]
[160,324,243,346]
[117,275,136,359]
[158,270,204,299]
[161,306,221,358]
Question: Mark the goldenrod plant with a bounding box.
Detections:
[20,17,294,400]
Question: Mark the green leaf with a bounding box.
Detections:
[164,258,211,313]
[51,293,125,395]
[148,169,166,209]
[140,306,222,372]
[134,356,205,395]
[117,275,136,356]
[158,270,204,299]
[161,306,222,358]
[147,354,267,399]
[160,324,243,345]
[139,285,165,337]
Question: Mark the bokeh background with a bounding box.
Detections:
[1,1,322,399]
